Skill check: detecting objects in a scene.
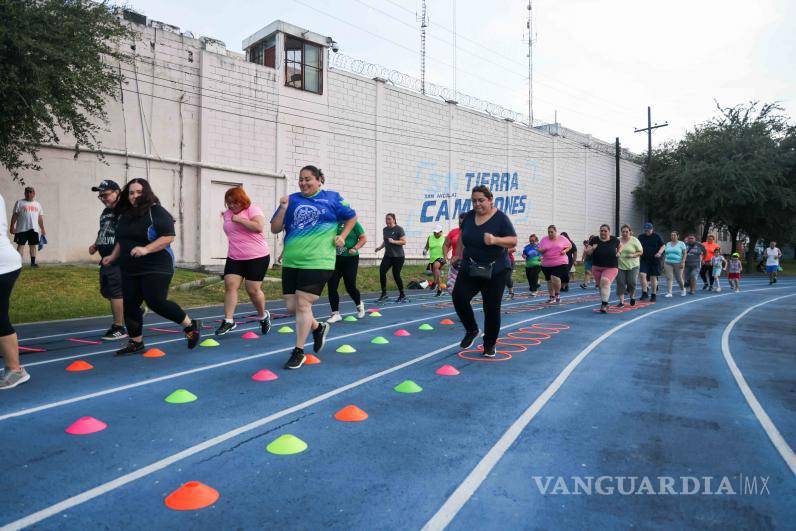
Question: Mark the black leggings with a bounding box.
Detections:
[122,273,187,338]
[452,269,508,349]
[379,256,405,294]
[699,263,715,286]
[525,266,541,292]
[328,255,362,312]
[0,268,21,337]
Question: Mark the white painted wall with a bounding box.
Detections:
[0,19,643,267]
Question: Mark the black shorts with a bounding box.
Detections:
[99,263,123,299]
[541,264,569,282]
[428,258,446,268]
[639,257,661,277]
[282,267,333,296]
[13,230,39,246]
[224,255,271,282]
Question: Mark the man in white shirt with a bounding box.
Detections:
[9,186,46,267]
[764,240,782,285]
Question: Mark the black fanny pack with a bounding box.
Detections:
[468,258,494,279]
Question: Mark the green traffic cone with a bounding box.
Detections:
[418,324,434,331]
[165,389,198,404]
[278,326,294,333]
[394,380,423,393]
[371,336,390,345]
[199,338,220,347]
[266,434,308,455]
[336,344,356,353]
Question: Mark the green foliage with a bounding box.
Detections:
[634,102,796,257]
[0,0,135,183]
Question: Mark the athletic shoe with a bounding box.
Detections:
[327,312,343,324]
[312,322,329,353]
[260,312,272,335]
[664,293,672,298]
[640,292,648,301]
[284,347,306,370]
[555,295,561,304]
[508,291,515,299]
[0,368,30,390]
[30,263,39,268]
[630,298,636,306]
[396,293,408,303]
[735,288,740,292]
[702,283,709,290]
[650,293,657,302]
[376,293,389,302]
[715,287,722,293]
[483,346,496,358]
[561,285,569,292]
[773,277,778,284]
[435,289,442,297]
[546,296,556,304]
[580,283,588,289]
[356,303,366,319]
[115,339,145,356]
[599,302,608,313]
[460,329,479,349]
[616,302,624,308]
[184,319,201,349]
[215,321,237,336]
[101,325,128,341]
[681,289,687,297]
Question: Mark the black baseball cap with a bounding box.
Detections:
[91,179,120,192]
[24,186,34,192]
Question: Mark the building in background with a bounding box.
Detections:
[0,14,643,268]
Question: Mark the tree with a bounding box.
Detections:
[0,0,135,183]
[634,102,796,271]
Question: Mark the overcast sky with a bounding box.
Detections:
[126,0,795,154]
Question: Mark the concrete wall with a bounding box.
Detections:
[0,19,643,267]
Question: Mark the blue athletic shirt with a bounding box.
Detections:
[664,241,686,264]
[273,189,356,270]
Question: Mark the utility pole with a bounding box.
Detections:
[420,0,427,95]
[615,137,620,236]
[526,1,533,126]
[634,106,668,221]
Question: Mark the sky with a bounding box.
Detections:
[125,0,795,154]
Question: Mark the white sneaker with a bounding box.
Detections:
[681,289,687,297]
[665,293,673,298]
[356,302,365,319]
[716,287,722,292]
[326,312,342,324]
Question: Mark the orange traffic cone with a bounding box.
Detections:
[143,348,165,358]
[66,360,94,372]
[334,405,368,422]
[164,481,220,511]
[304,354,321,365]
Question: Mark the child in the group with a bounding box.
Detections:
[710,248,727,292]
[727,252,742,292]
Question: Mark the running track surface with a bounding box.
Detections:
[1,279,795,530]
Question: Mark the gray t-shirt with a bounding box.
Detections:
[382,225,406,257]
[685,242,706,267]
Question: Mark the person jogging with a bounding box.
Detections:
[584,224,622,313]
[765,241,783,284]
[270,165,357,370]
[215,186,272,336]
[522,234,542,296]
[326,219,366,323]
[616,224,643,307]
[727,252,743,292]
[663,231,687,298]
[537,225,571,304]
[700,234,720,290]
[637,222,665,302]
[102,178,202,355]
[0,193,26,389]
[683,235,706,295]
[423,224,446,296]
[375,213,407,303]
[89,179,127,341]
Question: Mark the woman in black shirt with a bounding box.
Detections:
[453,185,517,357]
[102,179,202,355]
[560,232,577,292]
[584,224,623,313]
[375,213,407,303]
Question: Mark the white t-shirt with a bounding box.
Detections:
[13,199,44,233]
[765,247,781,266]
[0,195,23,275]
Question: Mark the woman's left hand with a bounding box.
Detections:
[334,235,345,247]
[484,232,496,246]
[130,246,150,258]
[348,248,357,255]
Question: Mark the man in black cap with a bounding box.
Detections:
[90,180,127,341]
[9,186,46,267]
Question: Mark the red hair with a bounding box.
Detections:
[224,186,251,210]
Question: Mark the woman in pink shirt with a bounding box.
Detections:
[216,187,271,336]
[536,224,571,304]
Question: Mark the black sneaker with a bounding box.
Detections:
[599,302,608,313]
[184,319,201,349]
[650,293,657,302]
[30,263,39,268]
[702,283,709,290]
[284,347,306,370]
[460,329,479,349]
[580,283,588,289]
[312,322,330,353]
[376,293,389,302]
[102,325,128,341]
[630,298,636,306]
[640,292,648,301]
[616,302,624,308]
[215,321,237,336]
[396,293,408,303]
[115,339,145,356]
[561,285,569,292]
[483,346,496,358]
[260,312,272,335]
[435,289,442,297]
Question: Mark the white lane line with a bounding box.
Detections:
[2,293,589,421]
[721,293,796,476]
[21,293,464,367]
[0,302,602,531]
[421,285,796,531]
